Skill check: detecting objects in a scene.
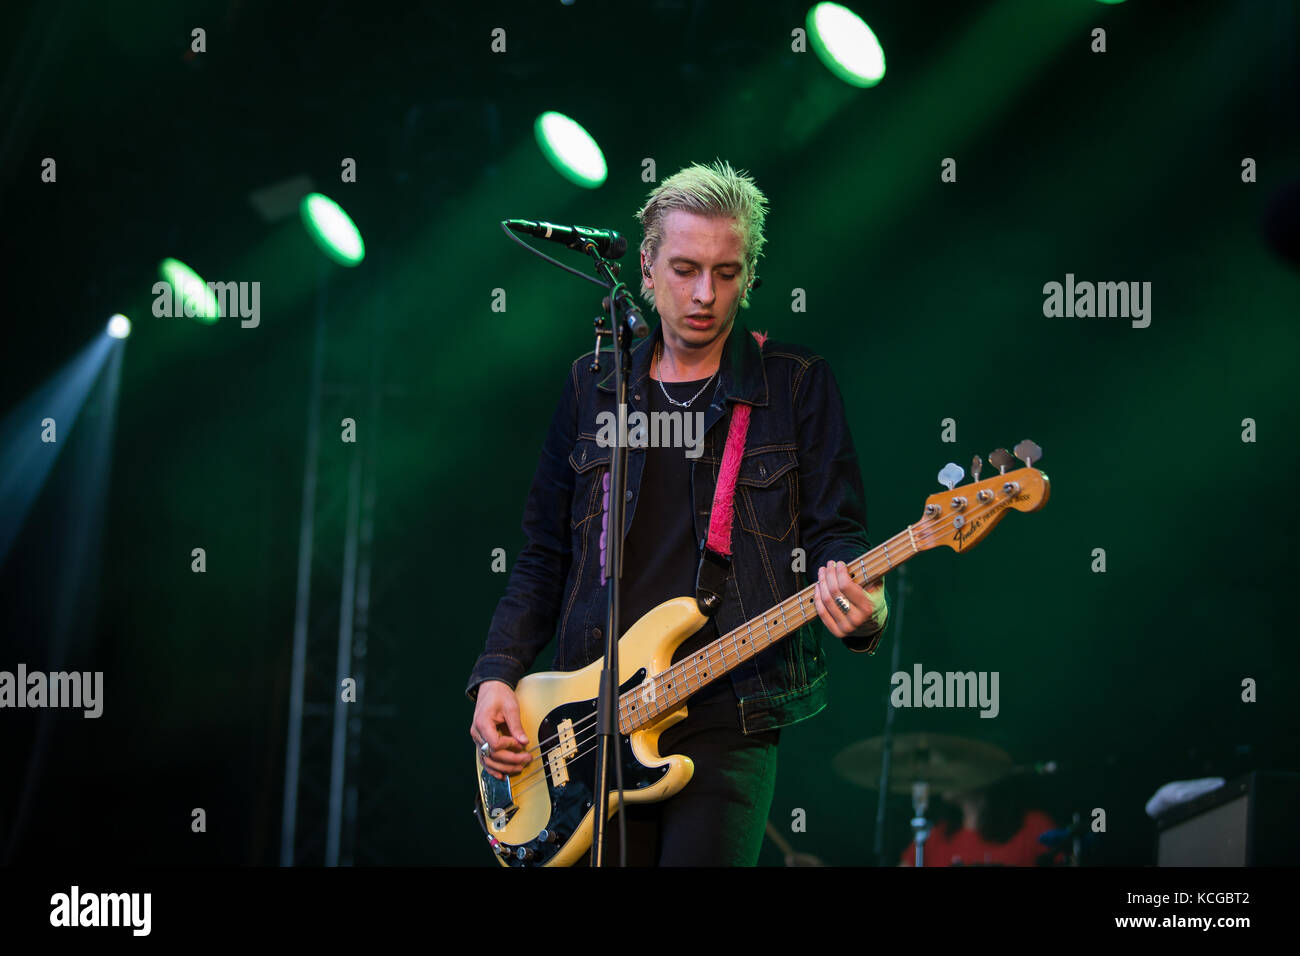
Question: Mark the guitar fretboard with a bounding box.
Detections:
[618,524,921,733]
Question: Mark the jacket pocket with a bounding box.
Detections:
[568,437,611,530]
[734,447,799,540]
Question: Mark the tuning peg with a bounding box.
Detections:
[971,454,983,482]
[1013,439,1043,469]
[988,448,1016,474]
[938,462,964,491]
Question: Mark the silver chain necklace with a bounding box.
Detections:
[655,341,718,408]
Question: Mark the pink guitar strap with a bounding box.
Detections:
[600,329,766,619]
[694,401,750,614]
[695,329,767,616]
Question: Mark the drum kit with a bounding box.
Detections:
[769,732,1087,866]
[838,731,1016,867]
[767,568,1089,867]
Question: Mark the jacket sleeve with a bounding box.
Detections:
[793,356,884,654]
[464,361,579,700]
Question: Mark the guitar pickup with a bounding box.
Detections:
[546,718,578,787]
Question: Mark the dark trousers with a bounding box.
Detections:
[580,689,780,866]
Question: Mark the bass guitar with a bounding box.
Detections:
[473,444,1049,866]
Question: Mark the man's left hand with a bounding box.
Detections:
[814,560,887,639]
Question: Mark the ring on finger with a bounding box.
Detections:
[833,595,852,615]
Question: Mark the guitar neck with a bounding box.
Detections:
[621,525,921,732]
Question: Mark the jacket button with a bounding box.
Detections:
[592,626,602,640]
[625,490,633,501]
[758,463,767,477]
[633,394,641,401]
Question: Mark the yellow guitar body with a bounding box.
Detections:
[475,597,707,867]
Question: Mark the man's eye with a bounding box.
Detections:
[674,268,691,276]
[720,273,737,280]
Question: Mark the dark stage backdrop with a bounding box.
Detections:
[0,0,1296,867]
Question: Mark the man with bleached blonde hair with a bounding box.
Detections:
[468,159,887,865]
[636,158,767,312]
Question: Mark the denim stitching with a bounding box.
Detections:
[559,466,597,652]
[478,652,524,664]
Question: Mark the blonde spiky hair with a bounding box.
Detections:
[634,159,769,310]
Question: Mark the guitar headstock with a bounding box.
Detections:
[914,441,1050,554]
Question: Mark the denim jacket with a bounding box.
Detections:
[465,319,885,735]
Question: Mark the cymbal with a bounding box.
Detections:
[833,733,1012,794]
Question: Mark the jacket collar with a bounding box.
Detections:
[596,318,769,408]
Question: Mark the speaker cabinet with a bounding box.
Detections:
[1156,771,1300,866]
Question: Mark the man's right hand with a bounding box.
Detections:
[470,680,532,781]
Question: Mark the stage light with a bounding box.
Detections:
[106,314,131,339]
[808,3,886,89]
[534,111,607,189]
[159,258,220,323]
[300,193,365,266]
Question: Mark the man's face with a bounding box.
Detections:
[643,209,747,355]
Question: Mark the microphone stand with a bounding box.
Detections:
[575,242,647,867]
[872,564,907,865]
[498,221,645,866]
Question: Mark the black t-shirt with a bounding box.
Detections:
[617,373,737,717]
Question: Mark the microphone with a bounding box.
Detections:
[506,219,628,259]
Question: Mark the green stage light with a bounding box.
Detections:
[808,2,886,89]
[300,193,365,266]
[158,258,220,323]
[534,111,607,189]
[106,314,131,339]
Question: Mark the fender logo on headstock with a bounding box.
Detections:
[951,492,1030,548]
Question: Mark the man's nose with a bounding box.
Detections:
[693,274,716,304]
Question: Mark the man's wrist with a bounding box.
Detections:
[848,603,888,637]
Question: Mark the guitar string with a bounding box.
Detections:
[489,506,1005,805]
[493,538,902,769]
[496,523,919,763]
[486,519,956,804]
[486,510,999,806]
[497,612,806,805]
[496,606,799,802]
[485,497,1021,806]
[495,550,919,808]
[497,509,939,767]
